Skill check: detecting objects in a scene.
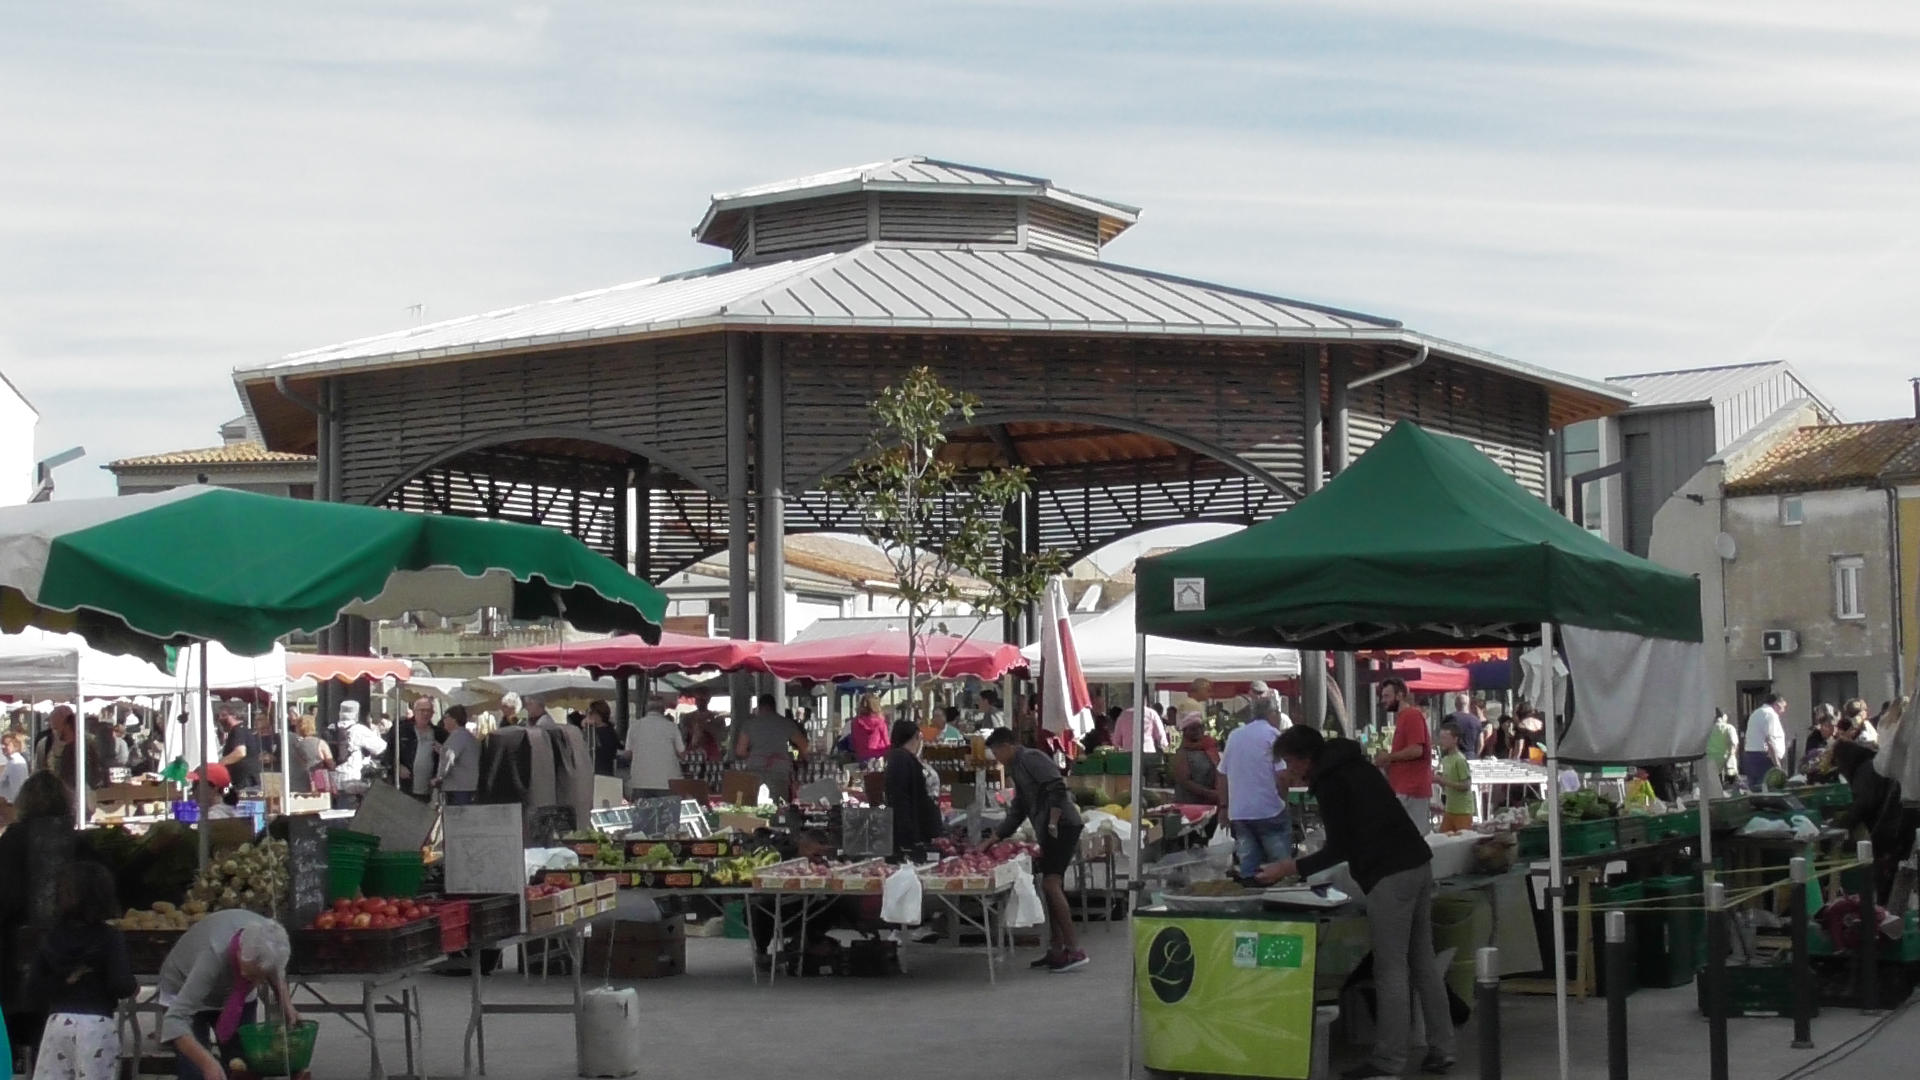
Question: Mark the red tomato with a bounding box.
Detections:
[350,913,372,929]
[333,898,353,913]
[315,913,339,931]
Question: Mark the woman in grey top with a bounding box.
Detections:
[156,909,298,1080]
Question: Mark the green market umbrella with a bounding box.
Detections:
[1136,419,1701,647]
[0,485,666,662]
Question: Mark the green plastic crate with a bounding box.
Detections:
[1645,808,1701,842]
[1615,816,1650,850]
[722,901,750,940]
[363,851,425,899]
[1070,758,1106,776]
[1517,818,1619,859]
[326,851,367,903]
[1104,752,1135,775]
[1696,959,1812,1018]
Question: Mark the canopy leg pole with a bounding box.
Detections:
[197,642,212,871]
[1125,631,1146,1079]
[278,682,291,813]
[1699,751,1718,889]
[1542,622,1569,1080]
[75,683,88,830]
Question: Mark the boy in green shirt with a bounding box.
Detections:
[1436,722,1476,833]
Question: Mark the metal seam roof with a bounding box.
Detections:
[236,244,1627,409]
[1606,360,1837,417]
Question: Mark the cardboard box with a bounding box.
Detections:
[716,812,771,834]
[584,919,686,979]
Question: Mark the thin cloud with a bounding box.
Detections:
[2,1,1916,496]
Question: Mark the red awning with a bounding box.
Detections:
[288,654,414,683]
[491,632,766,677]
[1381,657,1472,693]
[1365,646,1509,666]
[752,631,1027,683]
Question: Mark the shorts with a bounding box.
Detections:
[1036,823,1083,877]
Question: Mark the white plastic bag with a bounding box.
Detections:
[1008,868,1046,928]
[881,864,924,926]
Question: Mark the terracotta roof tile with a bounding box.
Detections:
[108,442,317,469]
[1723,421,1920,496]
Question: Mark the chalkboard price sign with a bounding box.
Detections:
[286,815,330,927]
[528,805,576,847]
[629,797,679,838]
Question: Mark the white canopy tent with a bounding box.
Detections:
[1021,594,1300,682]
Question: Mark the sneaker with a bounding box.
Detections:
[1339,1064,1395,1080]
[1030,950,1062,969]
[1420,1051,1456,1075]
[1049,949,1090,973]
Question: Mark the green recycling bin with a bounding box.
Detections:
[1639,875,1699,988]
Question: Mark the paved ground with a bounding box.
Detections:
[295,924,1905,1080]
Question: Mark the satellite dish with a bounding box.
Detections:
[1715,533,1737,561]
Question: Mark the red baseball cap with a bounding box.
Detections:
[189,763,231,789]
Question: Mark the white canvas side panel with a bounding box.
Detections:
[1559,626,1710,763]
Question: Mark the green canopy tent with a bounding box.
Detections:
[1133,421,1708,1080]
[0,485,667,856]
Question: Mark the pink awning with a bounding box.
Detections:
[288,654,414,683]
[1382,657,1472,693]
[753,631,1026,683]
[492,632,767,677]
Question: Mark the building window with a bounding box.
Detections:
[1833,557,1865,620]
[1779,496,1804,526]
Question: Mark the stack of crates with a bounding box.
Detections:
[325,829,380,902]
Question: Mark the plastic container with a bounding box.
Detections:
[723,901,750,940]
[1639,875,1699,988]
[327,851,367,903]
[1431,891,1494,1002]
[1104,752,1134,776]
[238,1021,319,1074]
[577,988,643,1077]
[364,851,426,898]
[1696,959,1809,1018]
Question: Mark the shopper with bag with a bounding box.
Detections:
[288,715,333,795]
[985,728,1087,973]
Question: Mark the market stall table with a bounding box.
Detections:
[461,911,611,1077]
[1468,759,1550,820]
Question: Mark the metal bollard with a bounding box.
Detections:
[1789,856,1813,1048]
[1706,881,1729,1080]
[1606,910,1629,1080]
[1857,839,1879,1013]
[1476,946,1501,1080]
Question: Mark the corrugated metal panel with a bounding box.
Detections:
[1608,363,1784,409]
[1617,406,1714,554]
[752,194,870,257]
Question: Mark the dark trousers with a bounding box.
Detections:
[176,1002,256,1080]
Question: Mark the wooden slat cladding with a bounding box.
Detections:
[778,333,1310,496]
[1025,199,1102,259]
[877,194,1017,245]
[750,194,870,258]
[1341,345,1551,496]
[334,335,731,505]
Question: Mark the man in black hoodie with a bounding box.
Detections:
[1255,725,1454,1079]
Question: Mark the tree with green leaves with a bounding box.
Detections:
[826,366,1060,712]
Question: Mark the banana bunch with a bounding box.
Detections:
[708,849,783,885]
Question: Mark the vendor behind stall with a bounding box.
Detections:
[885,720,942,857]
[156,910,299,1080]
[1256,725,1454,1079]
[1170,716,1220,806]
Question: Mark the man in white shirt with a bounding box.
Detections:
[622,692,687,799]
[1742,694,1787,790]
[1217,697,1292,877]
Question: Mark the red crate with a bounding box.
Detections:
[423,900,471,954]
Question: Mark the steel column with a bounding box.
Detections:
[1300,347,1327,729]
[726,332,754,708]
[756,335,786,648]
[1328,349,1357,727]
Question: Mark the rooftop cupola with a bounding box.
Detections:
[693,156,1140,263]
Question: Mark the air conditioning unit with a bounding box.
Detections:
[1761,629,1799,656]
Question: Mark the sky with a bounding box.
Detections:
[3,1,1918,500]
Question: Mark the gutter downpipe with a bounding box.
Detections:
[1344,343,1429,391]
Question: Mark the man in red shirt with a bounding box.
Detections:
[1373,678,1433,836]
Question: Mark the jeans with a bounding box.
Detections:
[1232,812,1293,878]
[1398,793,1433,836]
[1741,750,1774,790]
[1364,863,1454,1072]
[176,1003,255,1080]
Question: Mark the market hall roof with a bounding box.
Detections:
[237,157,1631,437]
